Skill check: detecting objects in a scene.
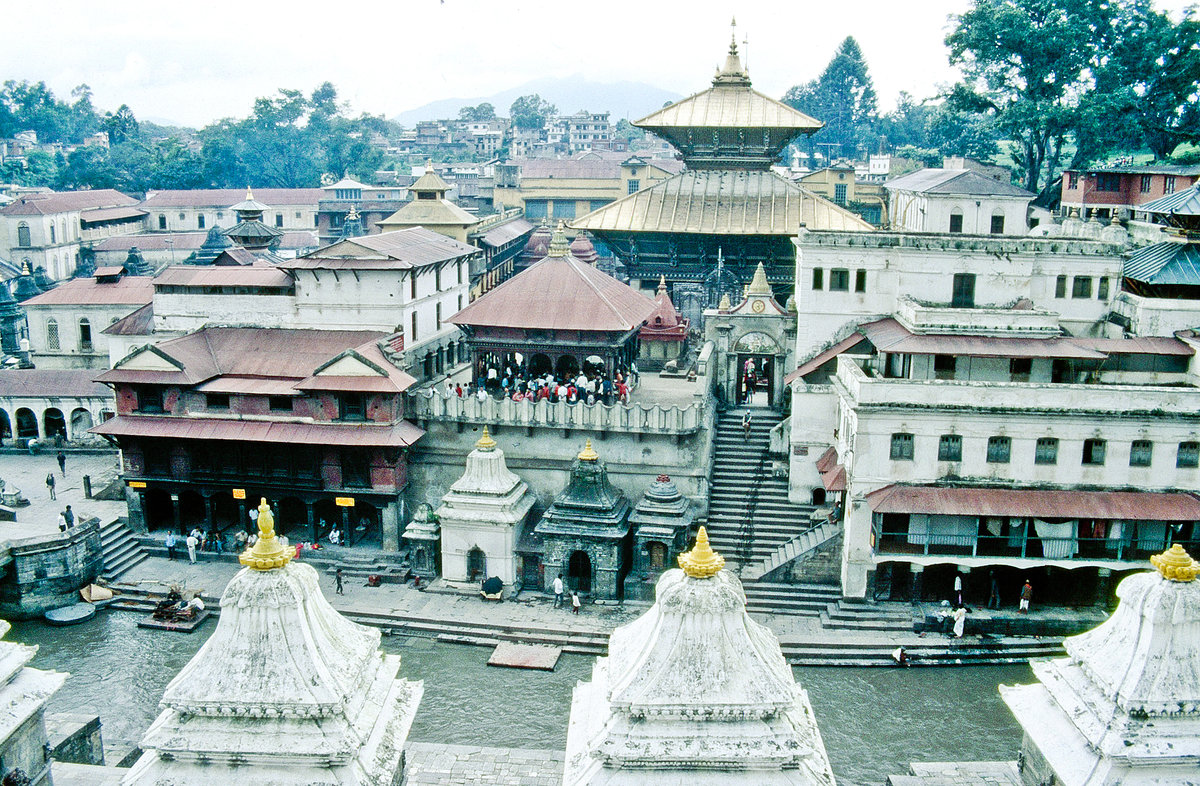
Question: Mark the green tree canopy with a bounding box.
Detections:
[783,36,879,160]
[509,94,556,131]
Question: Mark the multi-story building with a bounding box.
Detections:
[0,189,144,280]
[316,177,410,245]
[139,189,323,234]
[22,267,154,369]
[93,326,423,550]
[792,312,1200,603]
[493,156,681,223]
[565,111,611,152]
[1060,164,1200,221]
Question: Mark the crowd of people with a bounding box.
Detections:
[432,359,640,407]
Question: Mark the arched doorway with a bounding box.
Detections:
[352,500,380,547]
[568,550,592,593]
[143,488,174,532]
[529,353,552,377]
[43,408,66,442]
[15,408,37,440]
[647,541,668,571]
[70,408,93,438]
[277,497,306,539]
[467,547,487,581]
[314,499,340,541]
[812,488,827,506]
[0,410,9,443]
[733,332,780,407]
[555,354,580,381]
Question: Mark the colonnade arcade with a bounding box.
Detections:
[0,401,110,444]
[469,337,640,387]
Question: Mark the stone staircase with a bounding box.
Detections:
[706,408,838,587]
[819,598,916,631]
[781,635,1065,667]
[99,519,148,582]
[742,581,841,617]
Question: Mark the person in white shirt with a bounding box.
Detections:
[186,533,198,563]
[553,574,564,608]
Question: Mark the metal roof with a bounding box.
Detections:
[0,369,110,399]
[91,414,424,448]
[101,303,154,336]
[884,168,1034,198]
[21,276,154,307]
[93,233,208,252]
[378,198,476,228]
[860,318,1107,359]
[153,264,294,289]
[1125,241,1200,285]
[139,189,324,208]
[476,218,534,248]
[1139,185,1200,217]
[281,227,478,271]
[449,252,657,333]
[0,189,137,216]
[571,170,873,235]
[636,84,822,131]
[80,205,148,223]
[866,484,1200,521]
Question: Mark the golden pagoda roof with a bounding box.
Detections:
[572,170,873,235]
[410,161,453,194]
[378,198,476,228]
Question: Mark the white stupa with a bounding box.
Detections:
[123,499,422,785]
[1001,544,1200,785]
[0,620,65,783]
[563,526,835,785]
[436,426,535,585]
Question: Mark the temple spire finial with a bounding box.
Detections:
[476,425,497,451]
[747,261,772,295]
[578,439,599,462]
[245,186,254,201]
[657,274,668,295]
[1150,543,1199,582]
[678,526,724,578]
[239,497,291,571]
[547,220,570,257]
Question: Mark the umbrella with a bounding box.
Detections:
[481,576,503,595]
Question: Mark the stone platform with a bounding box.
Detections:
[402,743,563,786]
[487,642,561,670]
[887,761,1021,786]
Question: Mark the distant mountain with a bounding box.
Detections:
[392,76,684,126]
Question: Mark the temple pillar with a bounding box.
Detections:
[342,507,351,545]
[171,493,181,532]
[306,502,316,542]
[381,502,400,553]
[910,563,924,603]
[203,495,213,530]
[1094,568,1113,607]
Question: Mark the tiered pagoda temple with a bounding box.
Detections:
[571,28,871,323]
[223,188,283,252]
[377,161,477,243]
[535,439,632,600]
[449,223,656,383]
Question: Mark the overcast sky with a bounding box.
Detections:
[5,0,1196,128]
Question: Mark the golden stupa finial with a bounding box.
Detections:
[239,497,291,571]
[679,526,725,578]
[718,292,731,311]
[347,203,359,220]
[245,186,254,201]
[578,439,599,462]
[730,16,738,54]
[547,220,570,257]
[657,274,668,294]
[1150,543,1199,582]
[20,260,32,276]
[476,425,497,451]
[747,262,772,295]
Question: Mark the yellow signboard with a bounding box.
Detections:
[232,488,246,500]
[128,481,147,489]
[335,497,355,507]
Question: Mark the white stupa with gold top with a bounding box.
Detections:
[436,426,535,585]
[1001,545,1200,785]
[562,527,835,785]
[123,499,423,785]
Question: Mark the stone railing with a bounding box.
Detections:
[408,391,707,435]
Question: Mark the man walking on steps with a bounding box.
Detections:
[742,411,752,439]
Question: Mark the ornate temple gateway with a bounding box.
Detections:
[571,27,871,323]
[125,499,423,784]
[563,527,835,785]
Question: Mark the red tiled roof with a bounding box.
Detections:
[821,465,846,492]
[0,369,110,399]
[787,334,872,385]
[860,319,1107,359]
[80,205,147,223]
[0,189,137,216]
[91,414,424,448]
[139,189,324,208]
[21,276,154,307]
[450,253,656,333]
[281,227,477,271]
[93,233,207,252]
[865,484,1200,521]
[194,377,304,396]
[815,446,839,473]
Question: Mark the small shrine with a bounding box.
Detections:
[186,225,234,264]
[516,221,553,271]
[563,528,836,785]
[435,426,535,586]
[623,473,695,600]
[223,188,283,251]
[534,440,632,599]
[704,261,794,408]
[402,502,440,578]
[126,499,423,784]
[1001,544,1200,785]
[638,275,690,369]
[0,620,64,784]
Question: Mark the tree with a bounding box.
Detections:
[947,0,1122,191]
[458,103,496,122]
[783,37,878,159]
[103,104,139,145]
[509,94,556,131]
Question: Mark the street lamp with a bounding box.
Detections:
[165,238,176,267]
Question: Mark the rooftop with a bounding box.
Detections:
[139,188,324,208]
[884,167,1034,198]
[20,273,154,307]
[0,189,137,216]
[281,227,478,271]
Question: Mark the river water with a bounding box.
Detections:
[9,613,1030,786]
